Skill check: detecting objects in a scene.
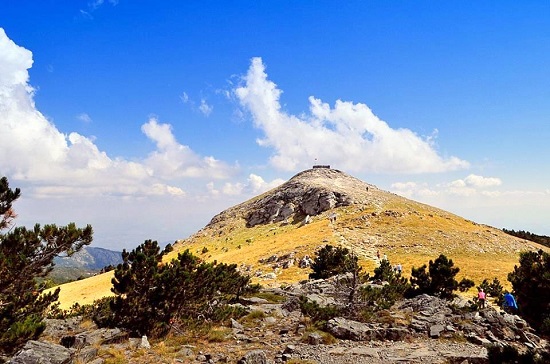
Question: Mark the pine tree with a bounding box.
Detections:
[109,241,251,338]
[508,250,550,334]
[309,244,359,279]
[409,254,460,299]
[0,177,93,355]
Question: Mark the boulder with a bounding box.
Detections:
[237,350,268,364]
[326,317,409,341]
[429,324,445,338]
[9,340,73,364]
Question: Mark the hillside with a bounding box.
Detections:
[49,247,122,284]
[53,167,547,308]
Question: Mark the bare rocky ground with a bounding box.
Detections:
[8,275,549,364]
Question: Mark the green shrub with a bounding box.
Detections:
[309,244,359,280]
[107,241,252,338]
[299,296,340,328]
[409,254,460,299]
[508,250,550,334]
[458,278,476,292]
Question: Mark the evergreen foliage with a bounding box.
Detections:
[309,244,359,280]
[478,277,504,304]
[360,258,410,319]
[0,177,93,355]
[373,258,396,282]
[298,296,341,328]
[503,228,550,248]
[457,278,476,292]
[409,254,460,299]
[508,250,550,334]
[107,240,251,338]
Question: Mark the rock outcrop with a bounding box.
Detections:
[206,168,376,228]
[9,275,549,364]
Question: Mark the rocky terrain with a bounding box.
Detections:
[51,166,548,312]
[31,166,548,364]
[8,274,548,363]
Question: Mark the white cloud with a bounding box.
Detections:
[0,28,234,199]
[199,99,213,116]
[213,174,285,197]
[80,0,117,19]
[89,0,118,11]
[180,92,189,103]
[391,181,417,190]
[235,57,469,174]
[77,113,92,123]
[391,181,438,198]
[463,174,502,188]
[393,174,503,200]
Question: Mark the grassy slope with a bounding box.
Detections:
[51,185,547,309]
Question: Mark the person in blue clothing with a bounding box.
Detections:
[503,292,518,312]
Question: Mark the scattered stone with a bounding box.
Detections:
[9,341,73,364]
[429,324,445,338]
[307,332,323,345]
[141,335,151,349]
[237,349,268,364]
[231,318,244,331]
[466,334,492,346]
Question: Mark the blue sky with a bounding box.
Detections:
[1,1,549,250]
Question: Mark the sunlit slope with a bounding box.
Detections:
[49,271,114,309]
[51,168,547,308]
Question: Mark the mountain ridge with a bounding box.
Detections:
[170,167,543,285]
[54,167,547,308]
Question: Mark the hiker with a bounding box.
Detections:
[477,288,486,309]
[396,263,402,274]
[377,250,380,260]
[503,292,518,312]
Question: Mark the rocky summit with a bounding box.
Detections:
[208,167,375,228]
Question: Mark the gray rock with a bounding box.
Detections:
[466,334,492,346]
[429,324,445,338]
[82,328,128,346]
[9,340,73,364]
[307,332,323,345]
[140,335,151,349]
[283,345,295,354]
[326,317,409,341]
[237,350,267,364]
[75,347,98,363]
[230,318,244,331]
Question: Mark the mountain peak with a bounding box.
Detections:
[208,167,378,228]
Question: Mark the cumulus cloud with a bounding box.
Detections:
[392,174,503,200]
[391,181,439,198]
[235,57,469,174]
[0,28,233,198]
[199,99,213,116]
[462,174,502,188]
[211,174,284,197]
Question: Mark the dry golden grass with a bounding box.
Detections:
[49,176,548,309]
[46,270,114,309]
